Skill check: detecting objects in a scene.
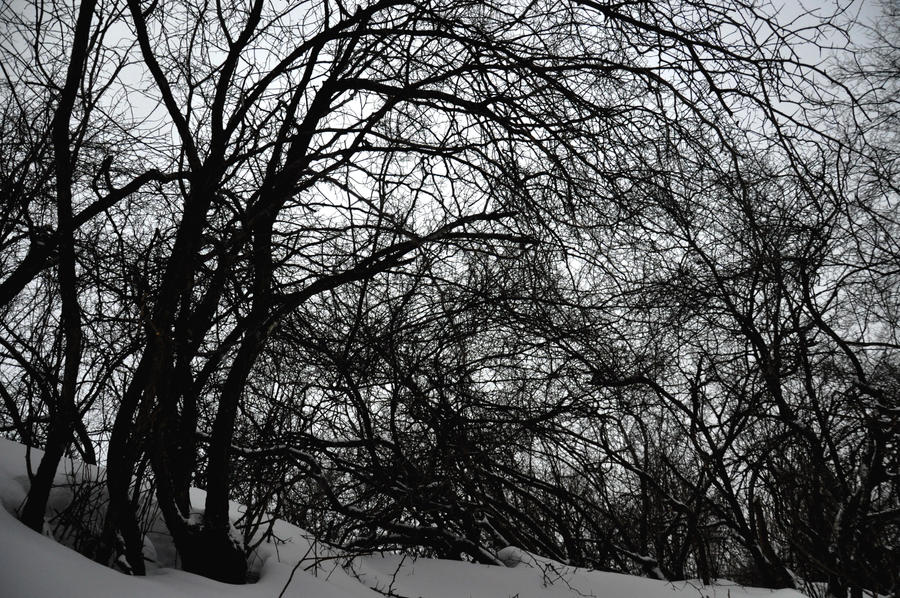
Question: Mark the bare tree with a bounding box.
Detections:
[2,0,894,593]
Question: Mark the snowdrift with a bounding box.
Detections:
[0,438,807,598]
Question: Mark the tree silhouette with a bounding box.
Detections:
[0,0,895,594]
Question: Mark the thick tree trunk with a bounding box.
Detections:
[195,219,275,584]
[20,0,96,533]
[21,421,74,531]
[751,500,795,589]
[97,110,223,565]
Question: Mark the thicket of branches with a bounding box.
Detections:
[0,0,896,595]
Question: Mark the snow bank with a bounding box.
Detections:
[0,438,808,598]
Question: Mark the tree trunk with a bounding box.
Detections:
[194,218,275,584]
[752,500,795,589]
[20,0,96,533]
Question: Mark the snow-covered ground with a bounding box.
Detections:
[0,438,807,598]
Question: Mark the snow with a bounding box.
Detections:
[0,438,809,598]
